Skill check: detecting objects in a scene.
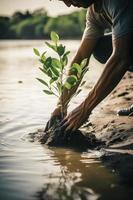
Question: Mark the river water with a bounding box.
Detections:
[0,40,131,200]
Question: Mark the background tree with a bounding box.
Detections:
[0,8,86,39]
[0,17,10,39]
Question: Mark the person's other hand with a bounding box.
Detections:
[44,107,67,132]
[60,102,90,132]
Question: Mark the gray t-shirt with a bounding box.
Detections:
[83,0,133,40]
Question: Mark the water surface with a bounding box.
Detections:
[0,40,132,200]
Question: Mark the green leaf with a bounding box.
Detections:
[33,48,40,56]
[75,89,82,96]
[45,41,57,52]
[66,75,78,85]
[47,68,53,77]
[50,31,59,44]
[64,82,72,90]
[64,75,77,90]
[51,66,59,77]
[52,58,62,69]
[63,57,68,66]
[43,90,53,95]
[43,64,47,71]
[72,63,82,75]
[62,51,70,65]
[40,56,46,64]
[40,51,47,63]
[57,82,62,95]
[80,81,86,87]
[39,67,47,76]
[50,77,58,85]
[57,44,65,56]
[63,51,70,57]
[45,57,52,68]
[36,78,49,87]
[41,51,47,57]
[81,67,89,77]
[39,67,48,76]
[62,53,69,66]
[39,59,45,64]
[81,58,88,69]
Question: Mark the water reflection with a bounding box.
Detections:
[35,147,131,200]
[0,40,132,200]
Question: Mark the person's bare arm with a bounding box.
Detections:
[61,34,132,132]
[57,37,98,109]
[44,37,98,131]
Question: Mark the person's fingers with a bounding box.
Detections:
[65,120,80,133]
[64,128,72,135]
[44,116,59,132]
[48,117,55,128]
[60,120,70,132]
[60,124,67,132]
[71,126,77,132]
[65,124,74,132]
[58,118,67,126]
[44,120,50,132]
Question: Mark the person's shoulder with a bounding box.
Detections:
[108,0,133,39]
[105,0,129,11]
[106,0,128,7]
[103,0,129,17]
[86,4,95,19]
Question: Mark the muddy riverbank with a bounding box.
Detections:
[89,71,133,149]
[1,40,133,200]
[35,71,133,151]
[34,71,133,190]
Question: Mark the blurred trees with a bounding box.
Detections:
[0,17,10,39]
[44,11,86,38]
[0,8,86,39]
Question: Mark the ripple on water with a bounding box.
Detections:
[0,40,132,200]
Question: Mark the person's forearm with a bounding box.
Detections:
[83,55,129,114]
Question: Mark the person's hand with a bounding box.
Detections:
[60,102,90,132]
[44,106,67,132]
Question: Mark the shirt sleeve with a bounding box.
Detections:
[82,7,104,39]
[110,0,133,39]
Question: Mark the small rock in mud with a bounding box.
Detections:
[117,92,129,97]
[18,80,23,84]
[124,97,131,101]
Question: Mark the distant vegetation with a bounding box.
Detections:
[0,8,86,39]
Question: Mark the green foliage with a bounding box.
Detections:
[15,19,36,39]
[34,32,88,116]
[44,15,82,38]
[10,11,32,24]
[33,48,40,56]
[0,9,86,39]
[35,24,44,38]
[51,31,59,43]
[0,17,10,39]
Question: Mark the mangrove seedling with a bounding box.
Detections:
[34,31,88,120]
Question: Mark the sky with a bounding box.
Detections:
[0,0,80,16]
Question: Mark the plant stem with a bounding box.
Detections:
[60,56,64,119]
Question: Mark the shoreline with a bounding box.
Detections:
[87,71,133,150]
[82,71,133,186]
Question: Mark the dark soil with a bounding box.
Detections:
[35,124,105,151]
